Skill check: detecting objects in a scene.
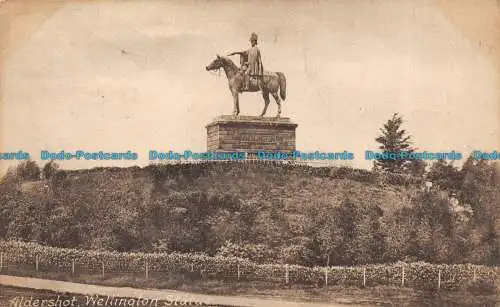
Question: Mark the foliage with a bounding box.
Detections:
[8,159,41,181]
[427,159,462,192]
[279,244,316,265]
[42,160,59,180]
[0,241,498,290]
[406,159,426,178]
[216,241,277,264]
[304,198,385,266]
[0,160,498,266]
[374,113,413,173]
[458,157,499,265]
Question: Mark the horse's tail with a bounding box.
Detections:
[277,72,286,100]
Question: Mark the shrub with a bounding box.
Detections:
[1,240,498,290]
[216,241,277,264]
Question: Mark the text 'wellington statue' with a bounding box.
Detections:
[205,32,287,117]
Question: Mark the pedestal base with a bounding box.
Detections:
[206,115,298,154]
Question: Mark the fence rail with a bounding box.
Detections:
[1,242,498,290]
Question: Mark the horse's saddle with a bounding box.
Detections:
[239,69,261,91]
[238,75,259,92]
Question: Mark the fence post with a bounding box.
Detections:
[401,266,405,287]
[35,255,39,271]
[324,267,328,286]
[363,267,366,287]
[285,265,289,284]
[0,252,3,272]
[438,269,441,290]
[191,264,194,272]
[145,260,149,279]
[101,262,105,276]
[72,259,75,274]
[237,263,241,281]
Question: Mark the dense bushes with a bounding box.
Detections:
[0,159,498,266]
[216,241,277,264]
[144,162,423,186]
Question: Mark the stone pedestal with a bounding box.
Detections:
[206,115,298,154]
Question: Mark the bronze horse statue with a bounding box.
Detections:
[205,55,286,117]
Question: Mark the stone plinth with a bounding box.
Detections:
[206,115,298,153]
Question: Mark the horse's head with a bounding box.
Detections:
[205,55,226,71]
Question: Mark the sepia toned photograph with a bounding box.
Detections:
[0,0,499,306]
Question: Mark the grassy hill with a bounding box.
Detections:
[46,162,418,211]
[3,161,493,266]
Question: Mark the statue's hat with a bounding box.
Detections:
[249,32,258,41]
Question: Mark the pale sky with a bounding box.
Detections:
[1,0,499,171]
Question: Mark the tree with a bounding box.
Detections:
[374,113,413,173]
[15,160,41,181]
[406,191,456,263]
[42,160,59,180]
[407,159,427,178]
[427,160,461,192]
[459,157,499,264]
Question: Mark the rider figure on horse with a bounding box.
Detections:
[227,32,264,91]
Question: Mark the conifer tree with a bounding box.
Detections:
[374,113,413,173]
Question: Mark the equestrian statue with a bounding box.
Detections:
[205,32,286,117]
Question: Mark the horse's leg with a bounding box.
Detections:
[261,90,270,117]
[236,93,240,115]
[271,91,281,118]
[232,90,240,116]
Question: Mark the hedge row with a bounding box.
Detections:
[62,162,424,187]
[1,241,498,290]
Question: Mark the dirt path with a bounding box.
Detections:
[0,275,368,307]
